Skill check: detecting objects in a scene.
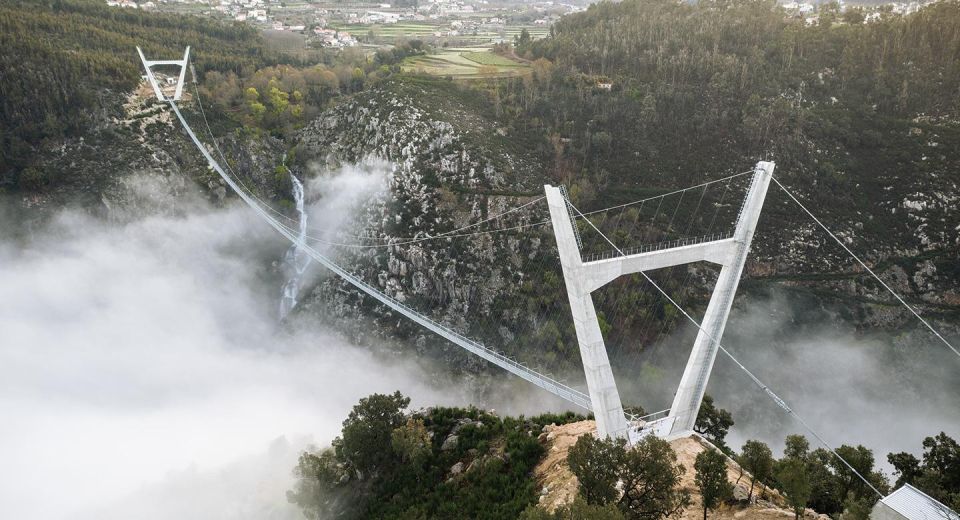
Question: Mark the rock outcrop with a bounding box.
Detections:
[533,421,831,520]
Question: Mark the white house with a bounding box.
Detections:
[871,485,960,520]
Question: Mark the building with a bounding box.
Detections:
[872,485,960,520]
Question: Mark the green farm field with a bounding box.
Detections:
[402,48,529,79]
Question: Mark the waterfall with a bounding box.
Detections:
[279,173,311,320]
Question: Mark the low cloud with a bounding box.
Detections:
[613,286,960,467]
[0,172,468,519]
[716,291,960,466]
[8,163,950,520]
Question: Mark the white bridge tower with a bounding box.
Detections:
[545,161,774,439]
[136,46,190,101]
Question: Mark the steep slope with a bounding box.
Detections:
[290,73,959,391]
[6,88,285,235]
[293,77,571,383]
[0,0,267,190]
[513,0,960,319]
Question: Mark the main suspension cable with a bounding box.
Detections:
[771,175,960,360]
[575,170,754,218]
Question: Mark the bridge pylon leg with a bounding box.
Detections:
[666,161,774,436]
[545,186,630,440]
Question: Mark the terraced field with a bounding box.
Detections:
[331,22,441,39]
[461,51,522,67]
[402,48,529,79]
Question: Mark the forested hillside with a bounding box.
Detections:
[497,0,960,259]
[459,0,960,350]
[290,0,960,388]
[0,0,267,186]
[1,1,956,518]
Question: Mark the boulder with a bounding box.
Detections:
[441,434,459,451]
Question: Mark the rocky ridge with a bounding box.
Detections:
[9,87,285,233]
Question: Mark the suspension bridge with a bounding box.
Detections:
[138,48,959,502]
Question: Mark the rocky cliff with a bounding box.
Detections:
[290,78,959,383]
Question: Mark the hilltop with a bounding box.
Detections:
[533,421,825,520]
[289,392,960,520]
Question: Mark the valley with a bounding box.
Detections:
[1,0,959,517]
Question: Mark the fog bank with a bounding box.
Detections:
[0,169,468,519]
[615,287,960,467]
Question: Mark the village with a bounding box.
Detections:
[106,0,948,51]
[106,0,572,48]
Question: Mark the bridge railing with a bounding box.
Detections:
[581,232,734,263]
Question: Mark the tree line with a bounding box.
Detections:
[290,391,960,520]
[544,398,957,520]
[449,0,960,359]
[198,39,426,138]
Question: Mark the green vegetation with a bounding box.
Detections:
[567,434,690,519]
[694,395,735,453]
[200,39,430,138]
[421,0,960,364]
[520,497,626,520]
[287,391,586,519]
[203,64,340,138]
[291,393,960,520]
[0,0,427,188]
[0,0,268,186]
[567,434,623,505]
[777,458,812,520]
[887,433,960,513]
[403,48,528,79]
[694,449,734,520]
[765,435,890,518]
[484,0,960,254]
[740,440,775,501]
[462,51,525,67]
[330,22,440,43]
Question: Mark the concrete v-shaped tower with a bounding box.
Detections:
[136,46,190,102]
[545,161,774,440]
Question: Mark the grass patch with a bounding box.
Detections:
[402,50,529,79]
[462,51,524,67]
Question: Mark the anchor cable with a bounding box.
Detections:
[772,175,960,360]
